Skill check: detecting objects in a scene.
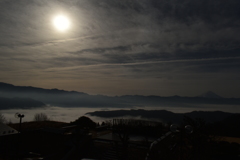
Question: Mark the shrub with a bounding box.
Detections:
[33,113,50,121]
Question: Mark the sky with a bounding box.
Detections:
[0,0,240,98]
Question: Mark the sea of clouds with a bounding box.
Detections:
[1,103,240,124]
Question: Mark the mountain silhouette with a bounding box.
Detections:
[0,82,240,109]
[0,97,46,109]
[198,91,222,99]
[0,82,87,95]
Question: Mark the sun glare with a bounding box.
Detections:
[53,15,70,32]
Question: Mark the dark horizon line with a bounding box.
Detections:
[0,81,237,99]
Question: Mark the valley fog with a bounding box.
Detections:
[1,104,240,123]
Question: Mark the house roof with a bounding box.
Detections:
[0,123,18,136]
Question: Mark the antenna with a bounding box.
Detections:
[15,113,25,119]
[15,112,20,119]
[15,113,24,132]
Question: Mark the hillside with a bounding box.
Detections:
[0,97,46,109]
[87,109,234,123]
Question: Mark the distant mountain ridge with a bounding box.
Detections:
[0,97,46,109]
[0,82,240,109]
[0,82,87,95]
[198,91,222,99]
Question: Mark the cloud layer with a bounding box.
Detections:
[0,0,239,97]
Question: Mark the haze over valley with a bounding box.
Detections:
[1,0,240,124]
[1,1,240,159]
[0,82,239,123]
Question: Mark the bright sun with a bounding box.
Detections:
[53,15,70,32]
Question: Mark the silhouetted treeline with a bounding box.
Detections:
[208,114,240,137]
[70,116,96,129]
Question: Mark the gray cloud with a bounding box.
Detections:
[0,0,239,97]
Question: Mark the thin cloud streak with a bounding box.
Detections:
[43,56,240,72]
[0,0,239,97]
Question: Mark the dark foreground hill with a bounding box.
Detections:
[87,109,240,137]
[86,109,234,123]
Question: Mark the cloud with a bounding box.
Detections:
[0,0,239,97]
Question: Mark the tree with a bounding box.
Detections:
[33,113,50,121]
[0,113,6,123]
[71,116,96,129]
